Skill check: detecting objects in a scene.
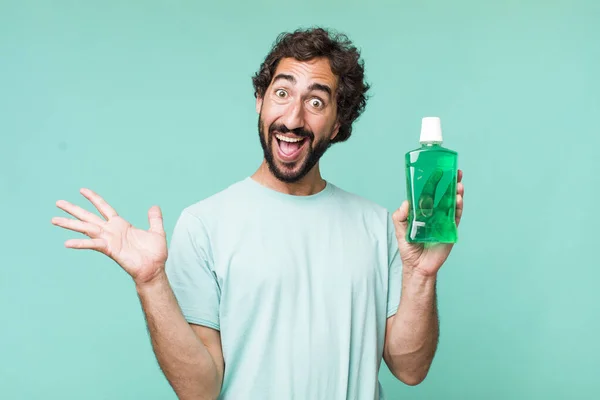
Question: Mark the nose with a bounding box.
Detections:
[280,99,305,131]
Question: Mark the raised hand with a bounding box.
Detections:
[392,169,464,277]
[51,188,168,285]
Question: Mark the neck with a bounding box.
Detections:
[251,161,326,196]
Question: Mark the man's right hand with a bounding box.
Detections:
[52,188,168,286]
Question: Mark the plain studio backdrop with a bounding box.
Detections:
[1,0,599,399]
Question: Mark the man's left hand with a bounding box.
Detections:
[392,169,464,277]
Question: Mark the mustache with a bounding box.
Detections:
[269,124,314,140]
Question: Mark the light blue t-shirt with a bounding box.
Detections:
[165,177,403,399]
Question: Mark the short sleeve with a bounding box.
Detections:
[165,209,221,330]
[386,212,403,318]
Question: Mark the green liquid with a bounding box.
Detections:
[405,143,458,243]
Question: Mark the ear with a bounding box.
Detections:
[331,120,341,141]
[255,96,263,114]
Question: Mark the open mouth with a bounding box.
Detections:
[274,133,309,162]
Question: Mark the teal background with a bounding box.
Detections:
[2,0,599,398]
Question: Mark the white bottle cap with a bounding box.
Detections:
[420,116,443,143]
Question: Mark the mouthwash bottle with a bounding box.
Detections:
[405,117,458,243]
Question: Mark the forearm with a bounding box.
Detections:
[386,270,439,385]
[135,271,221,400]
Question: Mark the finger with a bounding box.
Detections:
[64,238,107,251]
[393,200,409,223]
[437,180,455,213]
[80,188,118,220]
[421,168,444,199]
[418,169,443,216]
[148,206,165,235]
[52,217,102,237]
[455,194,463,226]
[457,182,464,197]
[392,201,409,238]
[457,169,463,183]
[56,200,105,224]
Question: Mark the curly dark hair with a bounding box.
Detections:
[252,27,370,143]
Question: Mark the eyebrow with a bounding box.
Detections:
[272,73,332,97]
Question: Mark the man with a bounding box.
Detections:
[51,27,464,399]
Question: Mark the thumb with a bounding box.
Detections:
[392,200,409,239]
[148,205,165,235]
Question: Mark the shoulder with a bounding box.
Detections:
[328,182,392,228]
[330,182,389,215]
[177,177,251,224]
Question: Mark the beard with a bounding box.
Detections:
[258,113,333,183]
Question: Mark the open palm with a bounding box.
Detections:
[52,188,167,285]
[392,170,464,277]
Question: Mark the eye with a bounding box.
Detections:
[310,98,324,108]
[275,89,288,98]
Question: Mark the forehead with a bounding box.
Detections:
[272,57,338,89]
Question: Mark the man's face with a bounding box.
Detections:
[256,57,340,183]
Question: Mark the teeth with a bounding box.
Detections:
[276,134,304,143]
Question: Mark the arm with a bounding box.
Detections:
[51,190,225,398]
[136,271,224,400]
[385,169,464,385]
[383,271,438,386]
